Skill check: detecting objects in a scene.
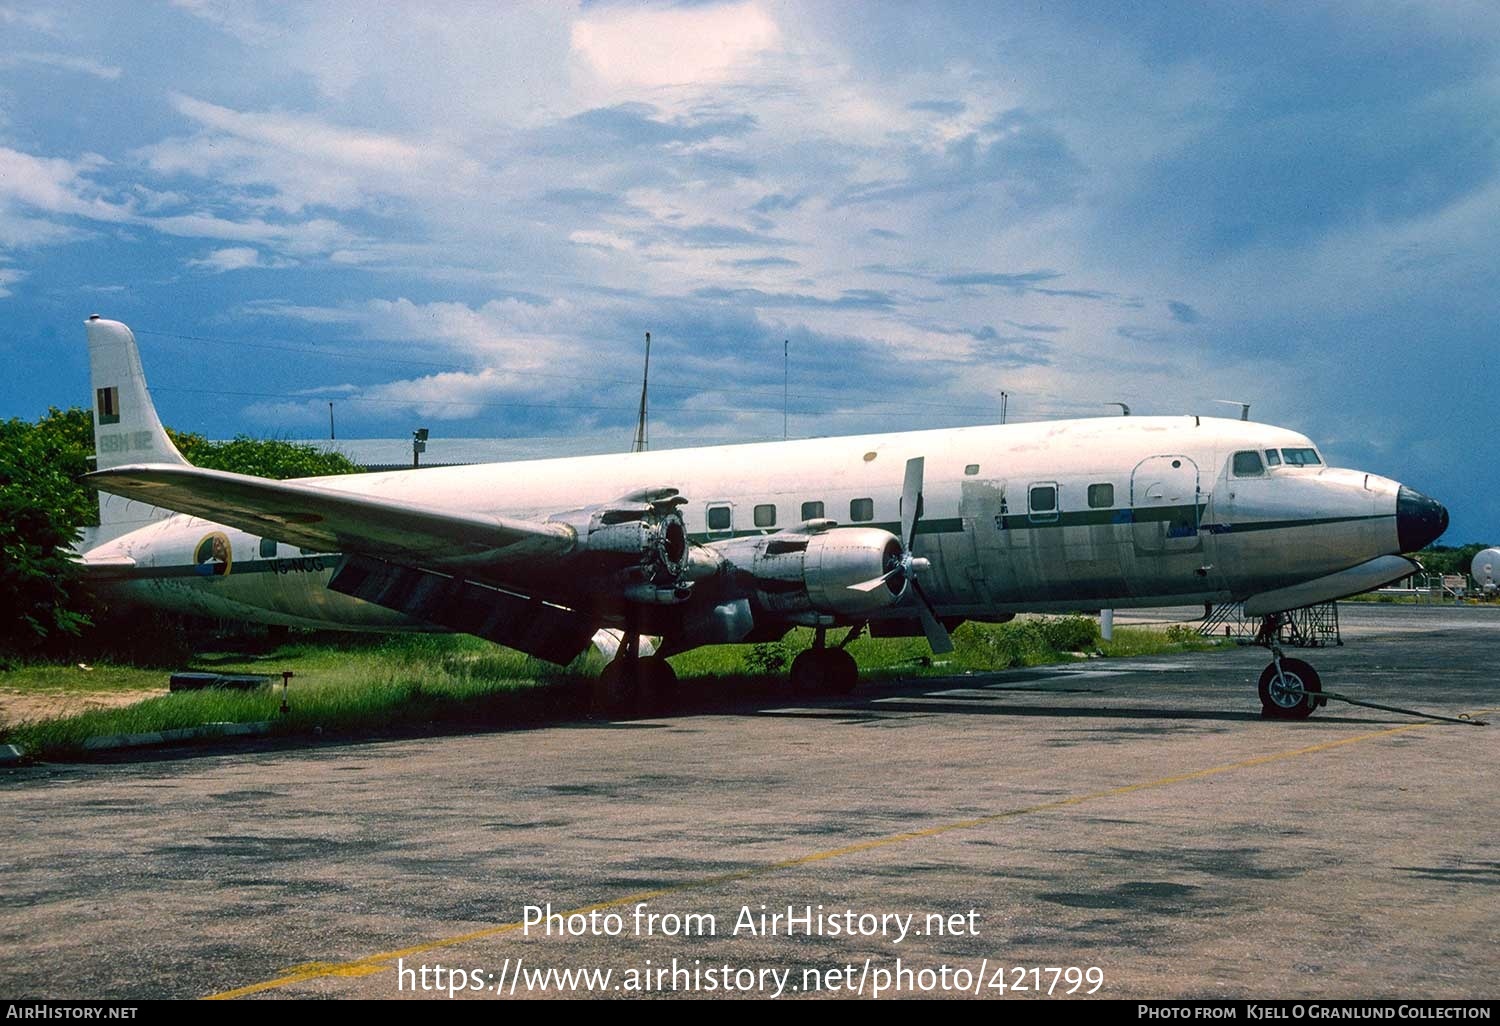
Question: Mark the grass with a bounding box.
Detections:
[0,617,1227,761]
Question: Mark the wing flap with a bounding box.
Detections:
[329,555,597,664]
[85,463,576,566]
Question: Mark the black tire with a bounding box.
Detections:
[1258,658,1322,720]
[823,648,859,694]
[789,649,860,695]
[590,659,636,719]
[637,656,678,715]
[789,649,829,693]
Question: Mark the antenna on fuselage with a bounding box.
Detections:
[1107,402,1131,416]
[1213,399,1251,421]
[632,331,651,453]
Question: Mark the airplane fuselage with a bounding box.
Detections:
[83,414,1415,639]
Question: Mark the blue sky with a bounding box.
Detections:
[1,1,1495,541]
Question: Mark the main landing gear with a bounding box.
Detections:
[592,621,676,719]
[788,625,861,695]
[1254,613,1326,720]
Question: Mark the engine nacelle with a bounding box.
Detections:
[550,502,691,598]
[718,527,910,617]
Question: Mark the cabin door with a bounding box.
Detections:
[1131,455,1202,555]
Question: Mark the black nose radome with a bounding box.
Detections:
[1397,486,1448,552]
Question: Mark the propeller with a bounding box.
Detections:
[847,456,953,653]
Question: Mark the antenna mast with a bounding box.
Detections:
[783,339,789,440]
[632,331,651,453]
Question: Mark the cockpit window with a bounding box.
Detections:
[1281,447,1322,466]
[1232,451,1265,477]
[1264,449,1282,467]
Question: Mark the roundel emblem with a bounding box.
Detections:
[193,532,233,577]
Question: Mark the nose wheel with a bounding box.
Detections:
[1254,614,1324,720]
[1257,657,1322,720]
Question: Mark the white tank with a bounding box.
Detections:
[1471,548,1500,593]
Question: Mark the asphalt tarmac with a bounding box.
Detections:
[2,603,1496,1000]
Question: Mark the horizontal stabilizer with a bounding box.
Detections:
[85,463,577,568]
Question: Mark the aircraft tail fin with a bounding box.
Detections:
[83,316,187,546]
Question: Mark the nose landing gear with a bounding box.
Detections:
[1255,613,1325,720]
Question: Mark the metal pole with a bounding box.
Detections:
[328,402,335,440]
[783,339,788,440]
[633,332,651,453]
[1100,608,1114,641]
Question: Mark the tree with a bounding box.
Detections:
[0,417,96,651]
[168,431,361,479]
[1414,543,1494,577]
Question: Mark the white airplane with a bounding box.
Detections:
[75,317,1448,719]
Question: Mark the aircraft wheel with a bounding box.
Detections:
[637,656,678,716]
[789,649,829,693]
[1258,658,1322,720]
[823,648,859,694]
[591,659,637,719]
[789,649,859,694]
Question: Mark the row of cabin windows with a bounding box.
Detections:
[707,497,874,532]
[709,482,1121,532]
[1025,482,1116,516]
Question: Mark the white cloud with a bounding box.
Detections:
[138,94,483,214]
[0,6,60,34]
[0,52,122,79]
[571,2,780,89]
[0,264,23,298]
[0,147,130,223]
[187,246,294,273]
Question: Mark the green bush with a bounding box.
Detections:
[1041,615,1100,652]
[743,641,791,675]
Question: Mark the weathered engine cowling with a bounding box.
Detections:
[719,527,910,617]
[550,503,691,600]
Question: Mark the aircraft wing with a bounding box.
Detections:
[85,463,576,566]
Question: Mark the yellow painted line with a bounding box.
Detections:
[205,709,1496,1000]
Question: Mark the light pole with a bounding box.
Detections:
[412,427,428,467]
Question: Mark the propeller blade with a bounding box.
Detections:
[913,580,954,654]
[848,570,896,593]
[901,456,925,548]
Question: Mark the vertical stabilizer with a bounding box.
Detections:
[83,316,186,546]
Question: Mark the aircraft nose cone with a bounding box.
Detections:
[1397,486,1448,552]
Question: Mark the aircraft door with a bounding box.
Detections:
[1131,455,1202,555]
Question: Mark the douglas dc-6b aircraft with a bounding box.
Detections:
[75,317,1448,719]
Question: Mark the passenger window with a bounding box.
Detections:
[753,503,776,528]
[259,538,278,558]
[800,500,824,521]
[1029,484,1058,519]
[964,464,980,476]
[1281,447,1322,466]
[1264,449,1282,467]
[1233,451,1265,477]
[707,505,732,532]
[1087,483,1114,508]
[849,498,874,522]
